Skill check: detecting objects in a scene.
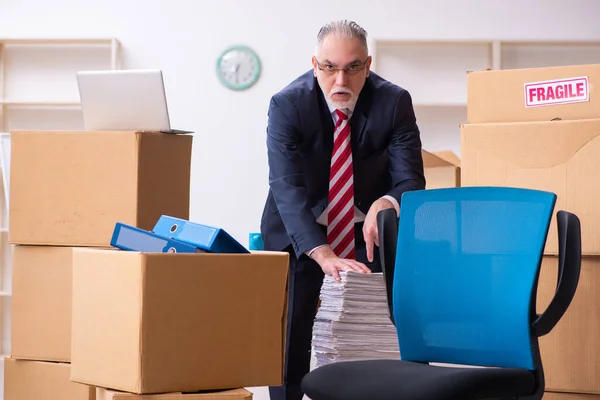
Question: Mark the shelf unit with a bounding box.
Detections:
[370,39,600,157]
[0,37,121,399]
[0,38,121,132]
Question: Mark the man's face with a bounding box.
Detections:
[312,35,371,110]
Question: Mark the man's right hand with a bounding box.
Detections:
[310,246,371,282]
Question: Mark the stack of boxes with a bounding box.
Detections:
[3,129,289,399]
[462,64,600,399]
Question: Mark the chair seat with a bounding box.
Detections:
[302,359,536,400]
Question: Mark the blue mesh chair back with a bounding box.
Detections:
[394,186,556,370]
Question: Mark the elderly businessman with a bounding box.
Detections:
[260,19,426,400]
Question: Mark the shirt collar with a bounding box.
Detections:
[326,99,353,119]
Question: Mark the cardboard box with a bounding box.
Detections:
[467,64,600,124]
[543,393,600,400]
[422,149,461,189]
[12,246,75,362]
[537,256,600,395]
[96,388,252,400]
[461,118,600,255]
[4,357,95,400]
[9,130,192,246]
[71,248,289,394]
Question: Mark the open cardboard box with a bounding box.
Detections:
[71,248,289,394]
[422,149,461,189]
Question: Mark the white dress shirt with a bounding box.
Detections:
[306,102,400,257]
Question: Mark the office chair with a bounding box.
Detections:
[302,186,581,400]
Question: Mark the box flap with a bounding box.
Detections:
[422,149,460,168]
[433,151,460,167]
[461,119,600,167]
[460,118,600,255]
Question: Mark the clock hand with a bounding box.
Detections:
[234,63,241,84]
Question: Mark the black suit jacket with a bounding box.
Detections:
[260,70,425,258]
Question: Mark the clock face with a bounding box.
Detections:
[216,45,261,91]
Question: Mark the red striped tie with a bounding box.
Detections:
[327,109,355,260]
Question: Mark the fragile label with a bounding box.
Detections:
[524,76,589,107]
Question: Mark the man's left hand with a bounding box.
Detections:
[363,198,395,262]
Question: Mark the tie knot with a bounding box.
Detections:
[335,109,348,120]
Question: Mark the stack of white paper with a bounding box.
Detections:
[311,271,400,368]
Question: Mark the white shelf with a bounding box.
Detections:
[4,109,85,131]
[372,39,600,158]
[500,42,600,70]
[0,38,119,45]
[0,38,121,70]
[0,101,81,109]
[414,105,466,158]
[499,40,600,46]
[0,37,121,131]
[373,40,492,106]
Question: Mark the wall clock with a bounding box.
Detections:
[216,45,261,91]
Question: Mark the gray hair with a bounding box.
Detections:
[316,20,368,53]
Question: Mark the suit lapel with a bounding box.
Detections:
[318,90,335,153]
[350,107,367,147]
[350,79,371,146]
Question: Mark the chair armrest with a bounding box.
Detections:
[377,208,399,326]
[533,210,582,337]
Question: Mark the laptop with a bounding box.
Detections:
[76,69,193,134]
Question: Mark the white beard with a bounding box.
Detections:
[328,88,357,111]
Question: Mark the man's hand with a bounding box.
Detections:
[311,246,371,282]
[363,197,395,262]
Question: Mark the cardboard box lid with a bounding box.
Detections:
[97,387,252,399]
[422,149,460,168]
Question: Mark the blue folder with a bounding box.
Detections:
[111,222,204,253]
[152,215,250,254]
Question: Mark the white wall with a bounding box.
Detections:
[2,0,600,246]
[0,2,599,398]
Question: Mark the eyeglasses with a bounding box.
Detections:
[315,57,369,76]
